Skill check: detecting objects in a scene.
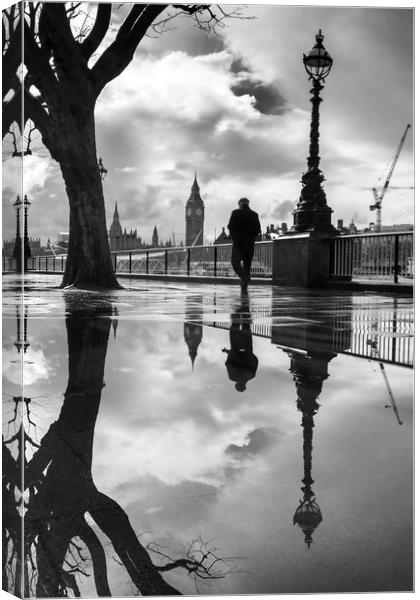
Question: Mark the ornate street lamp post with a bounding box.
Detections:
[12,195,22,272]
[98,156,108,180]
[23,195,32,268]
[292,30,337,234]
[12,194,32,273]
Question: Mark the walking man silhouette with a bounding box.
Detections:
[227,197,261,292]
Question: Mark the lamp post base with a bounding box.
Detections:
[291,205,339,235]
[272,231,335,287]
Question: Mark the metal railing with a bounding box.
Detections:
[111,241,273,278]
[3,243,273,277]
[3,255,68,273]
[330,232,413,283]
[2,257,16,272]
[4,233,413,287]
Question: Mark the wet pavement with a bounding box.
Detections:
[2,273,413,596]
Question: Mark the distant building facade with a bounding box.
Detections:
[3,237,44,257]
[214,227,231,245]
[109,203,142,251]
[337,219,413,235]
[185,174,204,247]
[337,219,358,235]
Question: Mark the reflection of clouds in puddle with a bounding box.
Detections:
[94,317,413,532]
[94,322,296,496]
[2,346,53,385]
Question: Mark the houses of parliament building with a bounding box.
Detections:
[109,174,205,251]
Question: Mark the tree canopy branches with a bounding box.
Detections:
[3,2,249,138]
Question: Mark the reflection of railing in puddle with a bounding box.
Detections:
[331,302,413,367]
[205,303,413,368]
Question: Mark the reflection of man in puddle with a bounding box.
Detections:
[222,298,258,392]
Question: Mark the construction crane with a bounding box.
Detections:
[370,124,411,232]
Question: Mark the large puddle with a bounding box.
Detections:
[2,278,413,596]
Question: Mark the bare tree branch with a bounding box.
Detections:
[149,537,236,583]
[80,4,112,61]
[91,4,168,97]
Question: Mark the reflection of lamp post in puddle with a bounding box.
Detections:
[286,350,336,546]
[14,305,30,355]
[9,305,36,428]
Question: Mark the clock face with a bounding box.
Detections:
[196,208,202,216]
[187,207,192,216]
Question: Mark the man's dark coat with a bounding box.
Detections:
[228,206,261,243]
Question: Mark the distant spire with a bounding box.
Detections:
[192,172,200,191]
[152,226,159,248]
[186,173,204,207]
[113,202,120,222]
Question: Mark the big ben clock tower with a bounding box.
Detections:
[185,173,204,247]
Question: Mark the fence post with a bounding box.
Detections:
[187,248,191,276]
[53,256,56,272]
[113,253,117,272]
[165,250,168,274]
[213,245,217,277]
[146,251,149,274]
[394,235,399,284]
[45,257,48,272]
[61,256,64,271]
[129,252,132,273]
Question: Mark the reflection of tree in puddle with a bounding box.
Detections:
[3,300,231,597]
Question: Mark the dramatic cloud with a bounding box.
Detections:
[225,427,282,460]
[261,199,296,222]
[2,5,413,247]
[232,79,287,115]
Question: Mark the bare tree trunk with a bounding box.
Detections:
[47,107,120,289]
[60,158,118,289]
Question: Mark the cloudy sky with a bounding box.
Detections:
[2,1,414,245]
